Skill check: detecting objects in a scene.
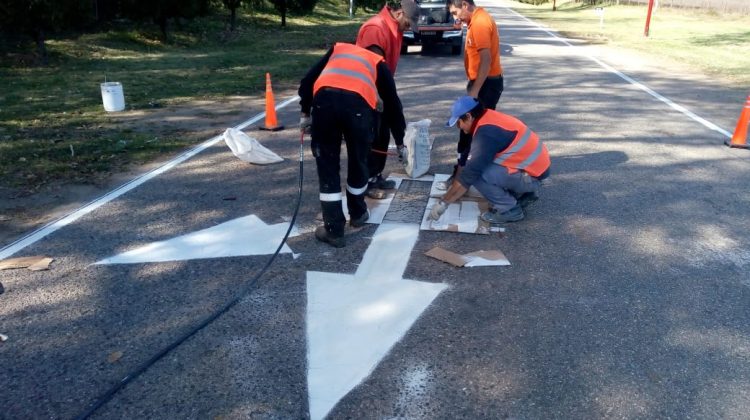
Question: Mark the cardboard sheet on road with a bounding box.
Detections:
[0,255,53,271]
[425,247,510,267]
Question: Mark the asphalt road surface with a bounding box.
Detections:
[2,0,749,418]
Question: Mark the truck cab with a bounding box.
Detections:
[402,0,465,55]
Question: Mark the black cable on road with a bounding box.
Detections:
[74,132,307,420]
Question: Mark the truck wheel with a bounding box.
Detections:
[401,44,408,55]
[451,44,462,55]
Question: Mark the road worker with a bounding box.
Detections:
[447,0,504,183]
[429,96,550,224]
[298,42,407,248]
[356,0,419,198]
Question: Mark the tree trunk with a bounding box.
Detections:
[230,6,237,31]
[157,15,168,41]
[281,0,287,27]
[34,28,48,66]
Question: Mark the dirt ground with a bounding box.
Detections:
[0,95,272,247]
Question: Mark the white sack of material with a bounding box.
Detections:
[403,119,433,178]
[223,128,283,164]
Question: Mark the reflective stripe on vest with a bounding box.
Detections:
[314,43,382,109]
[474,110,550,178]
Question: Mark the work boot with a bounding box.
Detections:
[368,174,396,190]
[350,210,370,228]
[515,192,539,209]
[366,188,387,200]
[315,226,345,248]
[480,205,524,224]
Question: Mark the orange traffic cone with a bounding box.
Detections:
[260,72,284,131]
[725,93,750,149]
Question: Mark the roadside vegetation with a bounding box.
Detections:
[509,0,750,87]
[2,0,748,198]
[0,0,364,196]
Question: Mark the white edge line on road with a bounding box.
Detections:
[0,95,301,260]
[503,7,733,139]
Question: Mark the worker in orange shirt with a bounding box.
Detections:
[356,0,419,198]
[447,0,503,183]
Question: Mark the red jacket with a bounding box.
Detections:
[356,6,402,75]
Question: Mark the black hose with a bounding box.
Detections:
[74,133,306,420]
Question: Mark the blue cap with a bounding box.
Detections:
[446,96,479,127]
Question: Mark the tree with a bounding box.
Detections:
[267,0,318,27]
[356,0,384,13]
[119,0,211,40]
[92,0,121,22]
[0,0,92,65]
[223,0,244,31]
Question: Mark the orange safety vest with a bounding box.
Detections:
[473,110,550,178]
[313,43,383,110]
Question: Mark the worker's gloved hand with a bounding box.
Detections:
[299,115,312,134]
[428,200,447,221]
[397,145,407,164]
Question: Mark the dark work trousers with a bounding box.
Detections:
[310,88,375,235]
[367,114,389,180]
[457,76,504,168]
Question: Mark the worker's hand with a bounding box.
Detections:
[299,115,312,135]
[428,200,447,221]
[397,145,407,164]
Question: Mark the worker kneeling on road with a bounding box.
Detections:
[298,42,407,248]
[429,96,550,224]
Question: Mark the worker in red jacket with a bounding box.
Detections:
[298,43,407,248]
[430,96,550,224]
[356,0,419,198]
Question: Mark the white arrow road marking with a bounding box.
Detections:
[0,95,300,261]
[341,177,402,225]
[306,223,448,420]
[95,215,299,265]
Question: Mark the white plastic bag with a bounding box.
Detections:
[223,128,283,164]
[403,119,433,178]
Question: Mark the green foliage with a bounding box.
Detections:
[0,0,361,193]
[356,0,386,13]
[0,0,94,63]
[266,0,320,26]
[0,0,93,35]
[118,0,213,38]
[223,0,244,30]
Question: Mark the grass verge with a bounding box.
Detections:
[6,0,746,197]
[0,0,364,196]
[507,0,750,87]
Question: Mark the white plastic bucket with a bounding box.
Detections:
[100,82,125,112]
